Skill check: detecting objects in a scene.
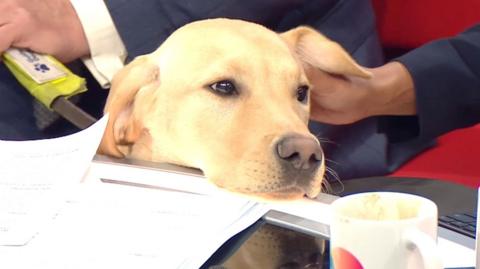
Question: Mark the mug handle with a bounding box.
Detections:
[403,229,443,269]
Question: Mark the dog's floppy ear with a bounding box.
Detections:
[98,56,160,158]
[280,26,372,78]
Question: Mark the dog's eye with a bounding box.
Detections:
[296,85,309,103]
[209,80,237,95]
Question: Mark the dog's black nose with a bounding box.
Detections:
[276,135,322,171]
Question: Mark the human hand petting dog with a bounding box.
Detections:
[309,61,417,124]
[0,0,89,62]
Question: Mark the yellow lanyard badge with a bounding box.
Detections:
[2,48,96,129]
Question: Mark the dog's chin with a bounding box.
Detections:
[253,182,322,201]
[228,186,321,202]
[258,190,306,201]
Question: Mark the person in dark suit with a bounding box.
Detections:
[0,0,476,182]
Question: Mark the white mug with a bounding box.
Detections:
[330,192,443,269]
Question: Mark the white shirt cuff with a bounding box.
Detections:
[70,0,127,88]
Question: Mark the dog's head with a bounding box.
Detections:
[99,19,370,200]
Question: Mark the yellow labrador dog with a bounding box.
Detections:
[98,18,370,200]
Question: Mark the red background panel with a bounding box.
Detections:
[372,0,480,48]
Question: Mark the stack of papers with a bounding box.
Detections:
[1,181,268,268]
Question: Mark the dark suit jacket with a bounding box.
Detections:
[103,0,479,181]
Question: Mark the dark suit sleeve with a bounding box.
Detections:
[395,24,480,139]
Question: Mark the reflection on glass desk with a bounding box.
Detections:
[202,220,330,269]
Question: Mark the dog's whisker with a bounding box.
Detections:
[325,157,340,166]
[314,135,337,145]
[321,179,333,194]
[321,167,334,194]
[323,166,344,195]
[325,166,339,181]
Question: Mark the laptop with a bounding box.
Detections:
[437,188,477,248]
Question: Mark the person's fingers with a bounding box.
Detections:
[0,10,11,26]
[0,24,18,53]
[0,0,19,26]
[0,2,27,51]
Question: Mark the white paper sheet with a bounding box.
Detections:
[0,116,108,246]
[0,181,268,269]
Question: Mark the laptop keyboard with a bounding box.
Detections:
[439,212,477,238]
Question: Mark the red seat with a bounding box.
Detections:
[372,0,480,48]
[371,0,480,188]
[391,125,480,188]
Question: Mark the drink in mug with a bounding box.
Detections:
[330,192,442,269]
